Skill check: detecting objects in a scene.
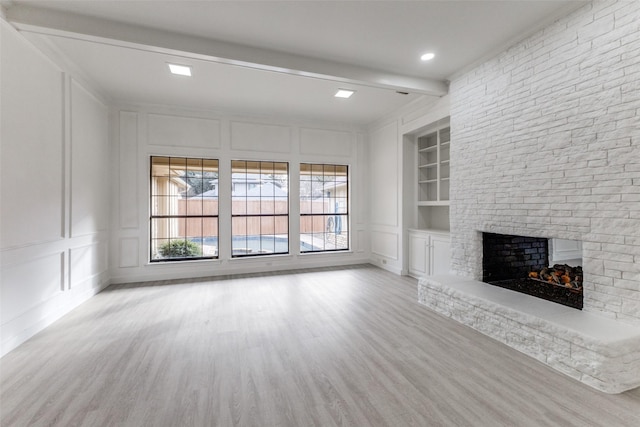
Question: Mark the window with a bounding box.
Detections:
[231,160,289,257]
[300,163,349,252]
[150,156,219,261]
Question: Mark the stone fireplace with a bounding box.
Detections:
[481,233,583,310]
[417,0,640,393]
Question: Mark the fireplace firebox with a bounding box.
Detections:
[482,233,583,310]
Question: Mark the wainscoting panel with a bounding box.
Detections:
[148,113,221,149]
[119,111,139,229]
[70,78,109,238]
[369,121,398,227]
[230,121,291,153]
[355,229,366,254]
[69,242,108,289]
[370,231,398,260]
[0,21,64,249]
[300,128,352,157]
[0,252,64,324]
[119,237,140,268]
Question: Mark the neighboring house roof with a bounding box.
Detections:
[197,189,218,198]
[192,179,288,199]
[242,182,288,198]
[323,181,347,191]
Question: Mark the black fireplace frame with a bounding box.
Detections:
[482,232,583,310]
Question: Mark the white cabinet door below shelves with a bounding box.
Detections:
[430,234,451,276]
[408,230,450,278]
[409,233,428,276]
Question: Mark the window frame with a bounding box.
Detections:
[230,159,290,258]
[299,163,349,254]
[149,156,219,263]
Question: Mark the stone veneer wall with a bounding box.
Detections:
[417,276,640,393]
[449,0,640,324]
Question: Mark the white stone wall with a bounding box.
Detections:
[449,0,640,324]
[418,276,640,393]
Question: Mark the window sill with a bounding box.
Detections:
[299,250,353,256]
[146,258,220,266]
[229,253,294,262]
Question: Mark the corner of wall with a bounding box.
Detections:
[1,21,112,356]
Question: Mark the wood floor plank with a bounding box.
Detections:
[2,265,640,426]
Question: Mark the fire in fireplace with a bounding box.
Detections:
[482,233,583,310]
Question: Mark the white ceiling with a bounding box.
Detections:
[2,0,587,126]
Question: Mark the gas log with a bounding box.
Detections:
[528,264,583,291]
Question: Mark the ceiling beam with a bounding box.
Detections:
[6,5,448,96]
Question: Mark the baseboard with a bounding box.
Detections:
[1,278,111,357]
[109,256,369,285]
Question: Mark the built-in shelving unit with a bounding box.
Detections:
[417,125,450,205]
[413,119,450,231]
[402,116,451,277]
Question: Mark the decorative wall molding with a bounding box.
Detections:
[118,111,139,229]
[1,21,112,356]
[230,120,292,153]
[370,230,398,260]
[1,251,64,324]
[369,121,399,228]
[118,237,140,268]
[299,127,352,157]
[70,77,110,238]
[147,113,221,149]
[69,241,108,289]
[0,20,65,249]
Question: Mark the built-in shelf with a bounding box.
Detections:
[417,124,450,205]
[405,117,451,276]
[406,117,451,235]
[417,201,450,207]
[418,146,438,153]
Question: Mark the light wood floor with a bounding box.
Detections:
[2,265,639,426]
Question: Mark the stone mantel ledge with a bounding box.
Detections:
[417,275,640,394]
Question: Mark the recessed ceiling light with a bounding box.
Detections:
[335,89,355,99]
[167,63,192,76]
[421,52,435,61]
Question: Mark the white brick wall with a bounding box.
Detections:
[417,276,640,393]
[450,0,640,324]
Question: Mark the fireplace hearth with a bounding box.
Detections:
[482,233,583,310]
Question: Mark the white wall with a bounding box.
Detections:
[110,105,369,283]
[367,96,450,274]
[1,20,111,355]
[450,0,640,324]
